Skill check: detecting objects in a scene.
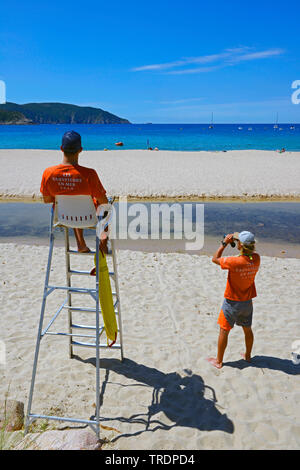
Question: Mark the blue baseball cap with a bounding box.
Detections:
[61,131,82,153]
[234,231,256,245]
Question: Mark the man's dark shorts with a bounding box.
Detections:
[218,298,253,331]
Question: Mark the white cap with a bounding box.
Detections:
[233,231,256,245]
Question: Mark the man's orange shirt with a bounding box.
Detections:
[40,164,106,201]
[219,254,260,301]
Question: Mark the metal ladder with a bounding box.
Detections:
[24,200,124,439]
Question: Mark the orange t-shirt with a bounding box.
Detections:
[40,164,106,201]
[220,254,260,301]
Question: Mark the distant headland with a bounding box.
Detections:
[0,102,130,125]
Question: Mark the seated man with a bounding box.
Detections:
[40,130,108,252]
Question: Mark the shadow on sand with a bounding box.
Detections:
[74,356,234,442]
[224,355,300,374]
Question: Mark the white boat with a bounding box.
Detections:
[209,112,214,129]
[290,125,295,130]
[274,113,279,129]
[238,126,243,130]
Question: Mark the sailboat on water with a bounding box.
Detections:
[274,113,279,129]
[209,113,214,129]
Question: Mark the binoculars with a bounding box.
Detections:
[223,235,236,248]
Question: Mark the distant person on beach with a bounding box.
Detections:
[207,231,260,369]
[40,130,108,253]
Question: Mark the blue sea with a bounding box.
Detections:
[0,123,299,151]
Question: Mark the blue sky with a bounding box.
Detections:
[0,0,299,123]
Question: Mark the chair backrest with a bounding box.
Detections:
[54,195,98,228]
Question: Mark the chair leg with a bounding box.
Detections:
[95,235,100,440]
[24,226,55,435]
[64,227,73,359]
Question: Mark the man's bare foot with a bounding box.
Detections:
[78,247,91,253]
[206,357,223,369]
[240,353,251,362]
[90,267,96,276]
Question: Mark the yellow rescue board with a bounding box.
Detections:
[95,253,118,347]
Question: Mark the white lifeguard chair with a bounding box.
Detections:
[24,195,124,439]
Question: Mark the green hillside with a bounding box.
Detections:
[0,109,32,124]
[0,102,130,124]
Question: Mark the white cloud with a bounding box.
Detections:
[166,65,222,75]
[132,49,241,72]
[132,48,285,75]
[132,59,188,72]
[227,48,285,63]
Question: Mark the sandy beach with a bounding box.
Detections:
[1,149,300,201]
[0,242,299,450]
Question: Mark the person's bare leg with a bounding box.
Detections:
[207,328,229,369]
[73,228,90,252]
[241,326,254,362]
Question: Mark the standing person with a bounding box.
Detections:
[40,130,108,252]
[207,231,260,369]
